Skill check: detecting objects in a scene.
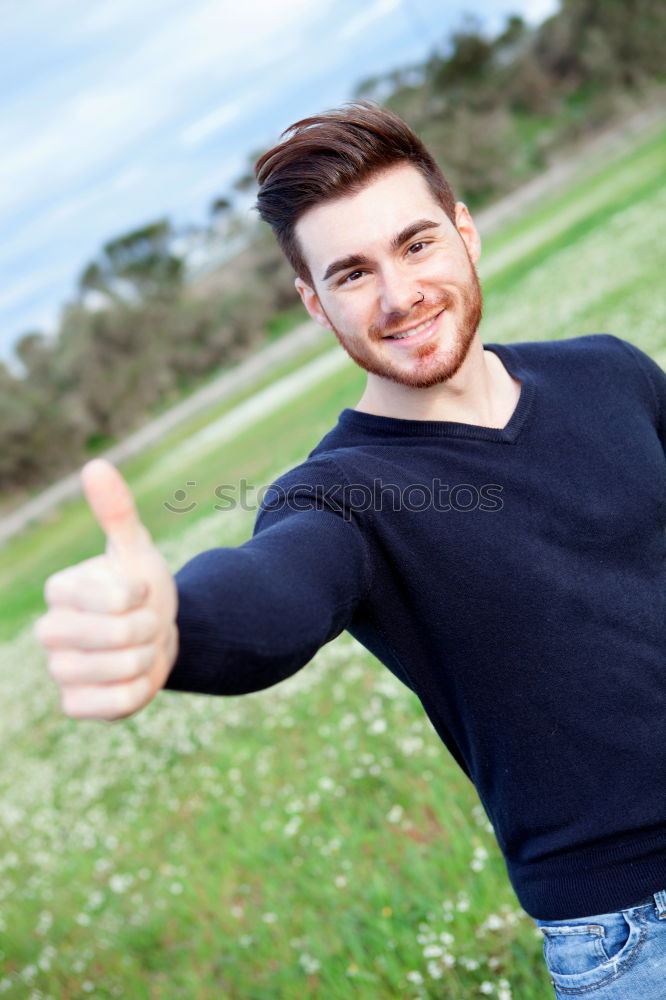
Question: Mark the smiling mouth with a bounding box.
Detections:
[382,309,445,342]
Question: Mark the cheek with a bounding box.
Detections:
[326,293,374,334]
[421,256,457,281]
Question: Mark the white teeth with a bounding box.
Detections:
[389,316,436,340]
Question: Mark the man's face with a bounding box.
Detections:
[294,164,483,389]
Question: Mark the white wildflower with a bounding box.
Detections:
[284,816,302,837]
[109,873,133,893]
[427,960,444,979]
[423,944,443,958]
[460,956,480,970]
[299,953,321,974]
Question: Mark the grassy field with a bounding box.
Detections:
[0,116,664,999]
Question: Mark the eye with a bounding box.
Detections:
[341,269,365,284]
[407,240,429,255]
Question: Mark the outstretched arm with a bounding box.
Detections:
[35,459,369,720]
[166,504,368,696]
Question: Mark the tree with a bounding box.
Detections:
[78,218,184,305]
[429,15,494,94]
[210,195,232,218]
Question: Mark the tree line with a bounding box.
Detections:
[2,0,664,498]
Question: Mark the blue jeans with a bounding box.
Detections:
[536,890,666,998]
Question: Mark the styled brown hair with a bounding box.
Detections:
[254,101,457,285]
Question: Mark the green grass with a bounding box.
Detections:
[265,302,311,341]
[0,117,664,999]
[0,331,333,643]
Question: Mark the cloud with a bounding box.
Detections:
[336,0,402,42]
[0,273,57,314]
[180,93,262,148]
[111,166,147,193]
[0,0,327,221]
[180,155,248,204]
[0,261,75,318]
[0,0,558,359]
[520,0,559,24]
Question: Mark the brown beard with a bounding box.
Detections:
[327,254,483,390]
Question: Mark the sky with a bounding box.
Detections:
[0,0,559,367]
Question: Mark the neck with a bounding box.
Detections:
[355,338,520,427]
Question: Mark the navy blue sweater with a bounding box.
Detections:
[166,334,666,920]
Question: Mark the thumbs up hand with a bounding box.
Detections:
[34,459,179,721]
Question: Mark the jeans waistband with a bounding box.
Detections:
[633,890,666,916]
[633,894,657,906]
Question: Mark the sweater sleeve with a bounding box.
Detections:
[613,336,666,451]
[164,458,371,696]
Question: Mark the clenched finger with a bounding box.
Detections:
[35,607,159,650]
[48,644,157,685]
[60,674,154,721]
[45,563,147,613]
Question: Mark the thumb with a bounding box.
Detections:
[81,458,148,561]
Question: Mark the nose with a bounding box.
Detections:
[377,264,423,317]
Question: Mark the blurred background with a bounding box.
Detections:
[2,0,664,504]
[1,3,665,997]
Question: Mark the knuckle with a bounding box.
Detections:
[116,676,150,718]
[48,651,79,683]
[127,576,148,607]
[115,687,137,718]
[60,687,89,719]
[34,611,61,647]
[106,586,129,614]
[79,578,120,613]
[94,618,119,647]
[33,615,49,644]
[112,617,135,647]
[56,666,153,720]
[43,609,78,646]
[105,573,141,613]
[128,609,159,644]
[43,573,62,604]
[111,647,149,681]
[45,566,85,603]
[139,643,157,671]
[141,608,160,638]
[125,644,155,677]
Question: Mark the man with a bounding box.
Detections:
[35,103,666,994]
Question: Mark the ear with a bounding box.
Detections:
[454,202,481,265]
[295,277,333,331]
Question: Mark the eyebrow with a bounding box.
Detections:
[321,218,442,283]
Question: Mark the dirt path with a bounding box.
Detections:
[0,322,327,545]
[2,103,663,547]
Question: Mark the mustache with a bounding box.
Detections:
[370,290,456,340]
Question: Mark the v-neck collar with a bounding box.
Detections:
[339,342,536,444]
